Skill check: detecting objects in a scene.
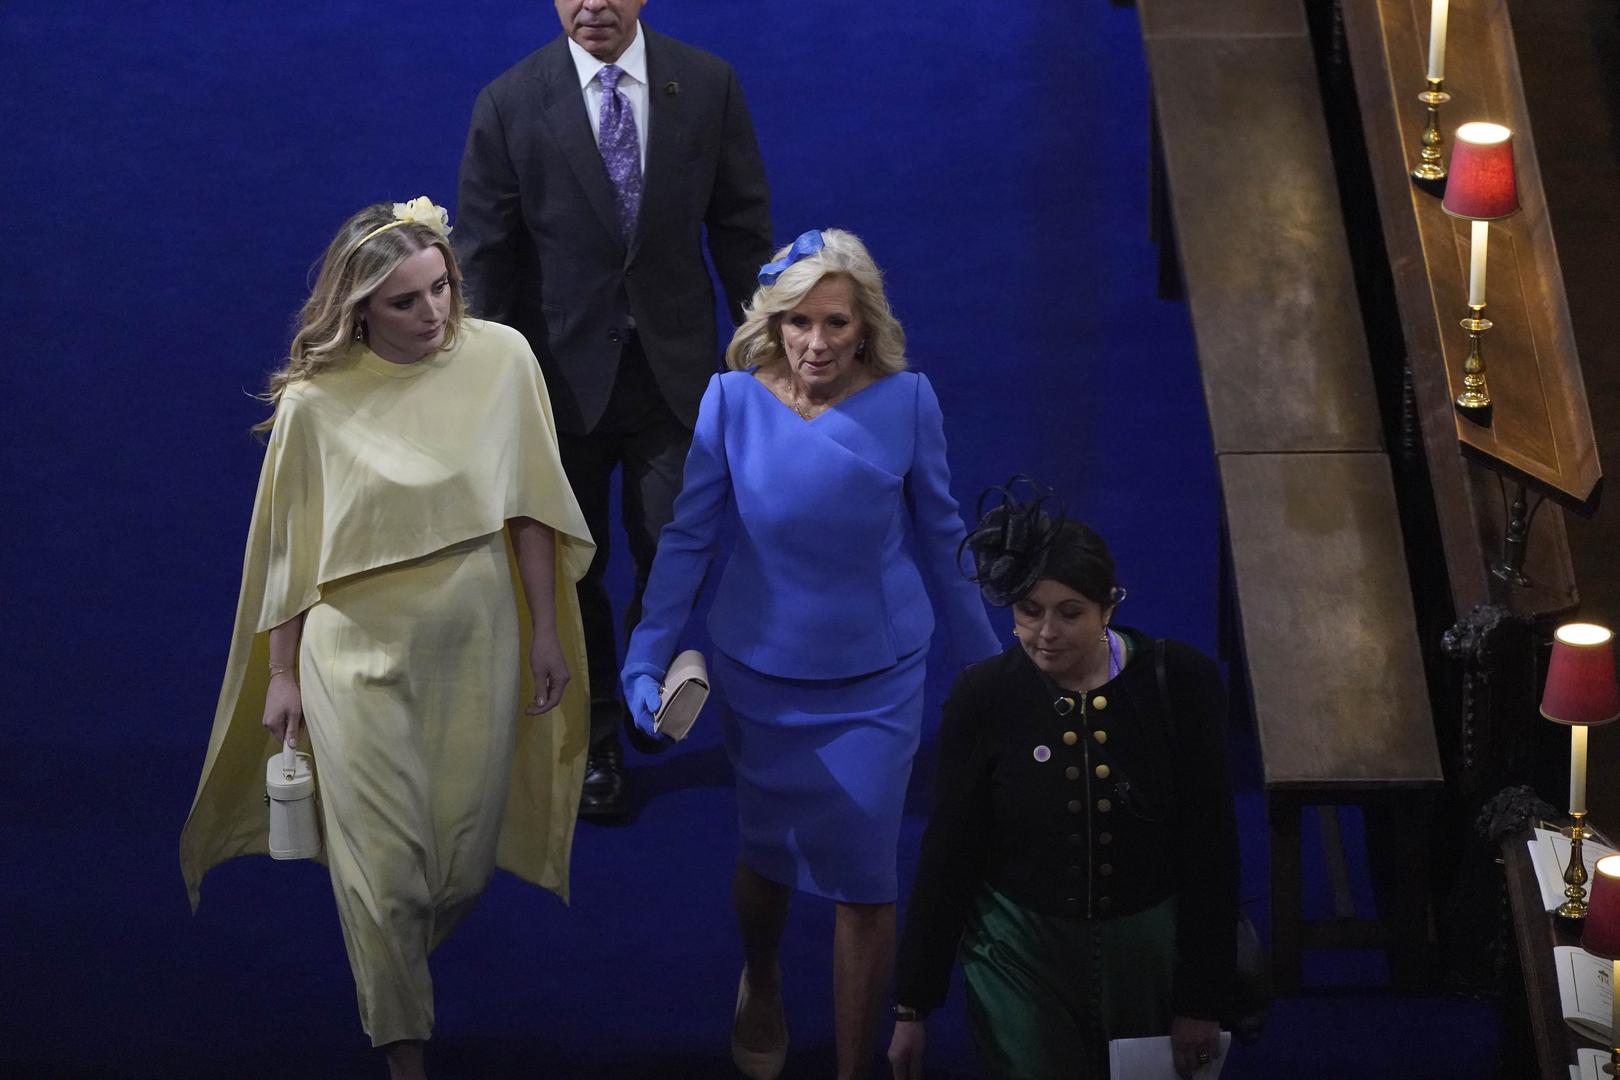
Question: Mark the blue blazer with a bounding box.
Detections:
[627,369,1000,681]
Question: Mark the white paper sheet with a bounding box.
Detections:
[1573,1047,1611,1080]
[1553,945,1614,1045]
[1108,1031,1233,1080]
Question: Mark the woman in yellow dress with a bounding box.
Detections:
[179,198,595,1080]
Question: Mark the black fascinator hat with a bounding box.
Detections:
[960,477,1120,608]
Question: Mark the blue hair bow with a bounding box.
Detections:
[757,229,824,286]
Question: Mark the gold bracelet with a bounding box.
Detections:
[268,664,295,678]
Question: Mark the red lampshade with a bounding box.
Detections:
[1541,623,1620,727]
[1583,855,1620,961]
[1443,122,1520,220]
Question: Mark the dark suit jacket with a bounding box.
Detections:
[454,25,773,436]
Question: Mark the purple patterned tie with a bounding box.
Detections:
[596,64,642,242]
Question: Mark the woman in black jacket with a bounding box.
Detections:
[887,487,1238,1079]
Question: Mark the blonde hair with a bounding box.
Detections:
[724,228,907,376]
[252,203,466,434]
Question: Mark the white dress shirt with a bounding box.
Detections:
[566,23,649,176]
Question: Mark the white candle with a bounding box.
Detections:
[1571,723,1589,815]
[1428,0,1450,82]
[1468,219,1489,308]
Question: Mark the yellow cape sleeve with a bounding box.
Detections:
[181,324,596,910]
[179,394,322,910]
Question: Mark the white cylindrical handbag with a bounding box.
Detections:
[266,741,320,860]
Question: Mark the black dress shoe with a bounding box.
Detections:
[579,740,629,822]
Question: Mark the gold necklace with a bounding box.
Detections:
[789,376,856,420]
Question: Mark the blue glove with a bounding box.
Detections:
[621,662,668,742]
[627,676,664,739]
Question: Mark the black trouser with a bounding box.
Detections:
[557,333,693,753]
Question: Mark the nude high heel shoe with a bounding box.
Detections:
[731,970,788,1080]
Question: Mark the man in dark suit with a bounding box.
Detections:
[455,0,772,820]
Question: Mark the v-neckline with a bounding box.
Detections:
[747,366,891,423]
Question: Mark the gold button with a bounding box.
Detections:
[1065,766,1080,781]
[1068,833,1084,847]
[1062,731,1078,746]
[1092,730,1107,745]
[1066,865,1083,879]
[1098,863,1114,877]
[1066,897,1081,908]
[1067,800,1083,814]
[1098,832,1113,845]
[1092,695,1108,710]
[1097,798,1112,813]
[1094,764,1111,780]
[1097,896,1112,911]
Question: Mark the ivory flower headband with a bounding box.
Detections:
[353,196,453,249]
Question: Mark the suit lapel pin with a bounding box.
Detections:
[664,80,680,96]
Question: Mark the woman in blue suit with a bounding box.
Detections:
[621,229,999,1080]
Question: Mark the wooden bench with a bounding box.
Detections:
[1138,0,1445,993]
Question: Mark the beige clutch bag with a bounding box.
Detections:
[655,650,710,742]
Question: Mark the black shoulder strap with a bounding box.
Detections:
[1153,637,1174,739]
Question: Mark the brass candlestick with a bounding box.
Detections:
[1558,810,1592,921]
[1413,77,1451,181]
[1456,303,1493,410]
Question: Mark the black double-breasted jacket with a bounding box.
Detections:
[895,629,1239,1019]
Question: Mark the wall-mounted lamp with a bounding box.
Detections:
[1541,622,1620,921]
[1442,121,1519,413]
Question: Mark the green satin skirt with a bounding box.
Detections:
[961,885,1176,1080]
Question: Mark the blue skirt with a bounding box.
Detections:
[714,648,926,903]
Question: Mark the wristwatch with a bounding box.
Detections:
[892,1004,928,1022]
